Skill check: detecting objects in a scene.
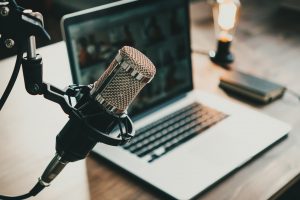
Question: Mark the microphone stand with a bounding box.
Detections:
[0,1,135,199]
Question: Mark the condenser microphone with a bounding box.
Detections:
[39,46,156,190]
[91,46,156,115]
[0,46,156,200]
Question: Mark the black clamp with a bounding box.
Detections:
[0,0,50,49]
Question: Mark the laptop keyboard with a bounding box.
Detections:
[122,102,227,163]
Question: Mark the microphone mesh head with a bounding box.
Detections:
[91,46,156,115]
[120,46,156,78]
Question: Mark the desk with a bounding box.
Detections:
[1,1,300,200]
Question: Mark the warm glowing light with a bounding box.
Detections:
[209,0,240,66]
[217,2,237,30]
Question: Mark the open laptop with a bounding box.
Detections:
[61,0,291,199]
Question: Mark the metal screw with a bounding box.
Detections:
[32,84,40,93]
[0,6,9,16]
[5,39,14,48]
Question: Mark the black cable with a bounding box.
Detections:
[0,48,23,111]
[0,47,47,199]
[191,49,210,56]
[0,182,45,200]
[0,192,31,200]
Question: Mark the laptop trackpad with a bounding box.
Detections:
[186,114,287,170]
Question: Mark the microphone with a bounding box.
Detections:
[0,0,156,198]
[39,46,156,189]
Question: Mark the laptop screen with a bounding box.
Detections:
[63,0,193,116]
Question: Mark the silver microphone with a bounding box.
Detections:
[91,46,156,115]
[38,46,156,190]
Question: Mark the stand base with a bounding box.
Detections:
[209,50,234,70]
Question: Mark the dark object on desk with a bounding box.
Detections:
[209,41,234,69]
[220,71,286,104]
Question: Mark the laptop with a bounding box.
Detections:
[61,0,291,199]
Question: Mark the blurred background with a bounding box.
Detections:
[1,0,300,60]
[0,0,121,59]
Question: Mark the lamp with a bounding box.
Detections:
[209,0,241,69]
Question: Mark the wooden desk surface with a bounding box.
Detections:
[1,0,300,200]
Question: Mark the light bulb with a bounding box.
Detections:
[212,0,240,42]
[218,2,237,30]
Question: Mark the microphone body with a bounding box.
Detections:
[91,46,155,115]
[40,46,155,186]
[56,99,119,162]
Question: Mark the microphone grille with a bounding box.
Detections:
[120,46,156,78]
[91,46,156,115]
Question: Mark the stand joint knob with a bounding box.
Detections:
[4,38,14,48]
